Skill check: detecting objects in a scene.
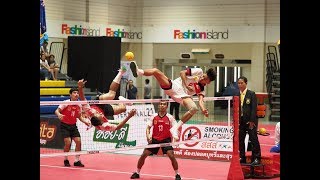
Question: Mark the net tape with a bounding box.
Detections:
[40,96,233,106]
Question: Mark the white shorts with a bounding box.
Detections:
[164,79,191,104]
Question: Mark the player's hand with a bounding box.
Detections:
[128,109,137,117]
[78,79,87,88]
[147,135,152,144]
[247,121,256,129]
[202,109,209,117]
[172,138,179,148]
[85,120,91,127]
[186,85,193,91]
[58,114,65,120]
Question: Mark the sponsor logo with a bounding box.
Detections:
[106,28,142,39]
[40,122,57,142]
[93,123,129,143]
[174,29,229,39]
[61,24,101,36]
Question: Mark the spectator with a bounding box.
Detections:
[144,79,151,104]
[40,41,49,57]
[270,122,280,153]
[40,53,52,80]
[127,79,138,99]
[48,54,60,80]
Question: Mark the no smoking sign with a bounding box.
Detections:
[181,126,201,147]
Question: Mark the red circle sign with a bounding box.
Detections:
[181,126,201,147]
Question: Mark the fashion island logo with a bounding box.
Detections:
[106,28,142,39]
[62,24,101,36]
[174,29,229,40]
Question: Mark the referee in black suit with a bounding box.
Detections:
[237,76,261,165]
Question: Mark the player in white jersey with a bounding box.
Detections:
[130,61,216,140]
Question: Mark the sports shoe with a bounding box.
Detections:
[175,174,182,180]
[74,160,85,167]
[130,172,140,179]
[130,61,138,77]
[119,96,133,106]
[64,159,70,167]
[170,127,179,141]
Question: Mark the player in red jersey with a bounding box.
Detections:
[130,100,181,180]
[55,87,91,167]
[77,67,136,131]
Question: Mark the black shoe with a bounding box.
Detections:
[130,172,140,179]
[64,160,70,167]
[175,174,181,180]
[74,160,85,167]
[130,61,138,77]
[240,157,246,164]
[251,158,261,165]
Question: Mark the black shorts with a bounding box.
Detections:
[60,122,81,138]
[147,137,173,154]
[95,95,115,116]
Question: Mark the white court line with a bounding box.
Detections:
[40,164,208,180]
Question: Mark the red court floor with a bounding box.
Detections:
[41,153,229,180]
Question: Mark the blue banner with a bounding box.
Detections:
[40,0,48,46]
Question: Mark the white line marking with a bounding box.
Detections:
[40,164,208,180]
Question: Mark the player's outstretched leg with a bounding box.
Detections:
[99,66,126,100]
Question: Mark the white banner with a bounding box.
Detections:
[177,124,233,152]
[47,20,279,43]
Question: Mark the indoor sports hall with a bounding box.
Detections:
[40,0,280,179]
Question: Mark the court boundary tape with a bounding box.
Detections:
[40,137,232,158]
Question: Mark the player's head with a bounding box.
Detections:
[158,100,169,112]
[90,116,103,126]
[87,107,105,126]
[199,68,216,85]
[69,87,79,100]
[237,76,248,90]
[206,68,217,81]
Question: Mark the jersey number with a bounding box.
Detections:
[71,110,75,117]
[158,125,163,132]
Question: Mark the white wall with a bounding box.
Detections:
[44,0,280,96]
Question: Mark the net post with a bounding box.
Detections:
[227,96,244,180]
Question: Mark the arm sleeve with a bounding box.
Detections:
[168,114,177,128]
[146,114,157,127]
[250,91,257,121]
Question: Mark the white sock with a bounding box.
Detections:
[113,71,123,84]
[137,168,141,173]
[176,121,184,129]
[64,156,68,160]
[175,170,179,175]
[75,155,80,162]
[137,69,144,76]
[119,96,128,101]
